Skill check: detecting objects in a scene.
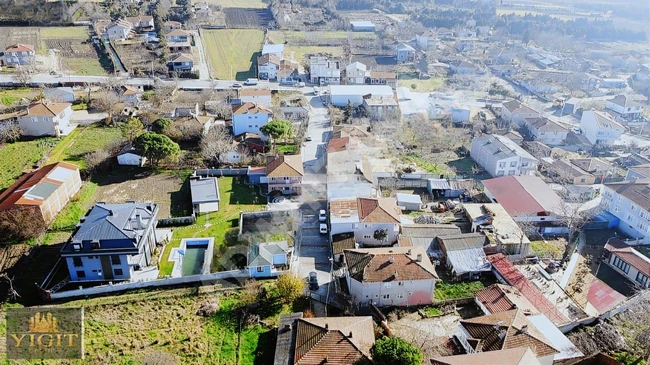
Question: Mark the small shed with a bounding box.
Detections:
[427,179,475,198]
[350,20,376,32]
[116,145,146,166]
[190,176,220,214]
[44,87,75,103]
[395,43,415,62]
[396,193,422,211]
[437,233,490,278]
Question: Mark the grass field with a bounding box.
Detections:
[0,138,59,191]
[204,0,268,8]
[284,45,344,63]
[496,8,578,20]
[159,176,266,276]
[531,239,566,259]
[40,26,88,39]
[434,281,486,301]
[398,74,444,92]
[0,88,34,106]
[63,57,107,75]
[47,125,124,169]
[202,29,264,80]
[267,30,375,44]
[49,182,98,231]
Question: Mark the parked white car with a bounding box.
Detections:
[318,209,326,222]
[319,223,328,234]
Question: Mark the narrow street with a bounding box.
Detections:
[293,95,332,287]
[192,31,210,80]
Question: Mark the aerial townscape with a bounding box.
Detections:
[1,0,650,363]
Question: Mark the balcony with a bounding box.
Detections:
[453,326,476,354]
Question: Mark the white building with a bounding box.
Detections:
[116,145,146,166]
[106,19,133,41]
[231,102,272,139]
[501,100,540,125]
[43,87,75,103]
[579,110,625,146]
[329,85,394,107]
[605,95,645,123]
[257,53,281,80]
[470,134,538,177]
[602,238,650,288]
[238,88,272,105]
[190,176,220,214]
[523,117,569,146]
[309,56,340,84]
[601,180,650,244]
[329,197,402,246]
[18,101,74,137]
[345,62,367,84]
[261,44,284,59]
[343,246,438,307]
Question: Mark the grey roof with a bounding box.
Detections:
[525,117,568,133]
[281,106,309,114]
[274,312,303,365]
[28,181,59,200]
[446,248,491,275]
[248,241,289,267]
[63,202,158,252]
[437,233,487,251]
[401,224,462,257]
[502,100,539,114]
[190,177,220,204]
[473,134,538,161]
[396,193,422,204]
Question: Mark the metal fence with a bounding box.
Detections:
[195,168,249,177]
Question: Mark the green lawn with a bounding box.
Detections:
[422,306,441,317]
[47,125,125,169]
[158,176,266,277]
[63,57,107,75]
[268,30,375,44]
[202,29,265,80]
[0,88,34,106]
[531,240,565,259]
[398,74,444,92]
[40,26,88,39]
[276,144,297,154]
[0,138,59,191]
[434,281,486,301]
[401,153,445,173]
[284,45,344,63]
[49,182,98,231]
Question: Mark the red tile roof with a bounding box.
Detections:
[294,317,374,365]
[481,175,562,216]
[344,246,438,283]
[358,197,401,223]
[327,137,349,153]
[586,278,626,313]
[475,284,539,315]
[5,43,34,53]
[487,254,570,325]
[605,238,650,277]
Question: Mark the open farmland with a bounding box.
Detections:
[204,0,268,8]
[0,27,39,53]
[224,8,273,28]
[284,45,344,63]
[202,29,264,80]
[113,41,160,76]
[268,30,376,44]
[0,138,59,191]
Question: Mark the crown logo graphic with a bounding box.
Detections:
[28,312,58,333]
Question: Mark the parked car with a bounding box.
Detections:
[295,81,305,87]
[318,209,326,222]
[309,271,318,290]
[313,86,319,95]
[319,223,328,234]
[231,82,243,89]
[306,135,313,142]
[244,78,259,85]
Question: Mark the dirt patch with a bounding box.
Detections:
[93,171,188,218]
[389,311,458,359]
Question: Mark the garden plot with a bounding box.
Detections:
[202,29,264,80]
[224,8,273,28]
[113,42,160,76]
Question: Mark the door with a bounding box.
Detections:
[100,256,114,280]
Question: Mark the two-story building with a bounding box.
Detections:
[231,102,272,139]
[309,56,340,84]
[501,100,540,125]
[416,30,438,50]
[264,155,304,195]
[167,53,193,72]
[549,159,596,185]
[0,162,81,226]
[247,241,291,278]
[257,53,281,80]
[580,110,625,146]
[106,19,134,41]
[600,179,650,244]
[18,100,73,137]
[523,117,569,146]
[366,71,397,88]
[237,88,272,105]
[601,238,650,289]
[605,95,645,124]
[395,43,415,62]
[126,15,155,32]
[470,134,538,177]
[60,201,159,282]
[2,44,35,67]
[330,197,402,246]
[344,62,367,84]
[166,29,191,53]
[343,246,437,307]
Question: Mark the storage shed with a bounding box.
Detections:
[329,85,394,107]
[350,20,376,32]
[190,176,220,214]
[396,193,422,211]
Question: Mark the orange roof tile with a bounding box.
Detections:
[294,317,374,365]
[0,162,79,211]
[232,102,272,115]
[358,197,401,223]
[5,43,34,53]
[266,155,304,177]
[344,246,438,283]
[327,137,349,153]
[27,101,71,117]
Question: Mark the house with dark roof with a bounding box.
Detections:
[273,313,375,365]
[400,224,462,258]
[332,232,356,263]
[625,163,650,181]
[264,155,304,195]
[431,347,541,365]
[454,309,559,363]
[570,158,617,180]
[600,238,650,289]
[549,159,596,185]
[60,202,159,282]
[605,95,645,123]
[470,134,538,177]
[329,197,402,246]
[579,110,624,146]
[0,162,81,226]
[600,179,650,244]
[501,100,540,125]
[437,233,490,279]
[248,241,291,278]
[523,117,569,146]
[343,246,437,307]
[18,100,74,137]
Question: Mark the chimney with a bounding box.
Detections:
[348,331,353,338]
[136,214,143,229]
[325,323,328,329]
[407,249,412,255]
[388,256,394,264]
[520,324,528,333]
[283,324,292,332]
[416,254,423,262]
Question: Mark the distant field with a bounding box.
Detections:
[39,26,88,40]
[268,30,376,44]
[397,74,444,92]
[284,45,344,63]
[202,29,264,80]
[0,139,59,191]
[496,8,581,20]
[203,0,268,8]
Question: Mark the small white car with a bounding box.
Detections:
[319,223,328,234]
[231,82,243,89]
[244,78,259,85]
[318,209,326,222]
[306,135,313,142]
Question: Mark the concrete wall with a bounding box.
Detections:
[354,222,400,246]
[232,113,271,139]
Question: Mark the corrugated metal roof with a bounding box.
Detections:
[190,177,220,204]
[446,247,490,275]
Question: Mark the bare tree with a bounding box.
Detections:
[200,126,234,166]
[557,198,602,265]
[13,68,32,86]
[0,121,22,143]
[0,207,46,242]
[92,91,122,124]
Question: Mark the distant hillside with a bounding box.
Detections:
[0,0,74,25]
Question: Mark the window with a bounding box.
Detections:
[631,204,637,211]
[396,293,404,299]
[637,222,647,232]
[612,256,630,273]
[508,170,515,175]
[257,267,264,272]
[497,171,504,176]
[364,235,371,239]
[111,255,121,265]
[580,178,586,183]
[248,125,252,128]
[76,270,86,278]
[114,269,123,276]
[627,214,634,222]
[636,272,649,286]
[31,117,38,123]
[510,161,517,167]
[615,206,620,212]
[398,282,404,286]
[73,257,83,267]
[382,294,390,299]
[521,162,529,167]
[384,283,391,288]
[499,162,506,168]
